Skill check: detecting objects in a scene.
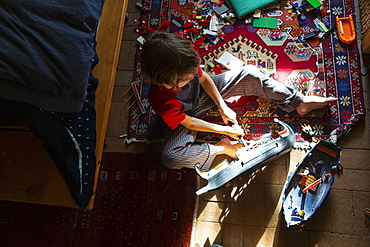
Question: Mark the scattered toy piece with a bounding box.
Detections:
[336,15,356,44]
[214,51,244,70]
[253,16,278,29]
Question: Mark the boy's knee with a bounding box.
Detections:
[242,65,265,76]
[161,149,183,169]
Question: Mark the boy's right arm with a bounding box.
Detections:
[180,115,243,140]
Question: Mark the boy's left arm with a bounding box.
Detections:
[199,70,237,125]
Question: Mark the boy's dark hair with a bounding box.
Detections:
[140,31,200,88]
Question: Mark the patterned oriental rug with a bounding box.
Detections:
[128,0,365,146]
[0,152,197,247]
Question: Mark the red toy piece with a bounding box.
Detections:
[158,21,170,31]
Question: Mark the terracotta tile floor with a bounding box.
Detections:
[104,0,370,246]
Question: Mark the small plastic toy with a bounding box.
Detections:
[135,2,150,11]
[298,30,319,43]
[306,0,322,8]
[336,15,356,44]
[214,51,244,70]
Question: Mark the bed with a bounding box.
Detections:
[0,0,128,209]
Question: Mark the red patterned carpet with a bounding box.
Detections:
[129,0,365,147]
[0,152,197,247]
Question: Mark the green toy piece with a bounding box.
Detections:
[252,17,278,29]
[306,0,322,8]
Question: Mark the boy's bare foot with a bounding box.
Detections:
[296,96,337,115]
[215,138,239,158]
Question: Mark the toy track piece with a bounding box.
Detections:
[195,119,295,195]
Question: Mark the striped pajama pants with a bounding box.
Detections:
[161,65,304,170]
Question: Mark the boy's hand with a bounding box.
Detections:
[219,105,237,125]
[180,115,243,140]
[219,105,244,139]
[223,124,244,140]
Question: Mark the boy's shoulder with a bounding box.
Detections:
[149,84,180,105]
[150,84,179,96]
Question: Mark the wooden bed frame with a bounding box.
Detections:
[0,0,128,209]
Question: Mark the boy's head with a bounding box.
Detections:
[140,31,200,89]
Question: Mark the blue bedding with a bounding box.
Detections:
[0,0,105,209]
[0,0,104,113]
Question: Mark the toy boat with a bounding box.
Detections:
[282,140,342,228]
[336,15,356,44]
[195,119,295,195]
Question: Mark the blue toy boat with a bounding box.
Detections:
[282,140,342,228]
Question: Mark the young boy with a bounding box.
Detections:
[140,32,337,171]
